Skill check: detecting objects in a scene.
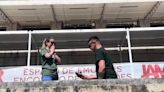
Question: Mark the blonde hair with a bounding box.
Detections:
[41,38,47,48]
[41,37,54,48]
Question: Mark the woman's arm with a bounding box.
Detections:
[44,51,54,58]
[44,44,55,58]
[53,53,61,64]
[40,48,55,58]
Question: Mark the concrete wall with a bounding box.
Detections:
[0,79,164,92]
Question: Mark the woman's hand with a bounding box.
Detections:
[50,44,55,54]
[53,53,61,64]
[44,44,55,58]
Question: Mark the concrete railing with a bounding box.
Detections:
[0,79,164,92]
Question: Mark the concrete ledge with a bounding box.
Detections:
[0,79,164,92]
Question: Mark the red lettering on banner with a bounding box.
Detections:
[116,66,122,72]
[117,73,132,79]
[34,69,40,75]
[121,74,126,78]
[24,68,28,75]
[90,68,95,73]
[29,69,34,75]
[77,67,95,73]
[33,77,40,81]
[62,68,75,74]
[14,77,19,82]
[59,76,80,80]
[68,76,74,80]
[77,68,82,73]
[14,77,41,82]
[69,68,74,74]
[127,74,132,78]
[24,68,41,75]
[75,76,79,80]
[83,67,90,73]
[142,64,164,79]
[59,76,66,80]
[62,68,68,74]
[0,69,4,82]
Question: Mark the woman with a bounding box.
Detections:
[39,37,61,81]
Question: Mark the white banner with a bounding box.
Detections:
[0,66,41,82]
[0,62,163,82]
[114,63,132,79]
[58,64,96,80]
[133,62,164,79]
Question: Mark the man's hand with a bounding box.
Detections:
[75,72,86,79]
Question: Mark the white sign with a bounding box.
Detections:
[0,62,163,82]
[58,64,96,80]
[0,66,41,82]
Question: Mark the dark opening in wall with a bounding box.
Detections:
[150,22,164,27]
[0,27,6,31]
[20,25,51,30]
[61,23,96,29]
[21,27,50,30]
[106,22,139,28]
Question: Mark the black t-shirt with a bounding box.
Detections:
[95,47,117,79]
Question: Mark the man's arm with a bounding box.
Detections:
[76,60,105,79]
[82,75,97,79]
[97,60,105,79]
[76,72,97,79]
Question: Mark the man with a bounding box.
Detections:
[76,36,117,79]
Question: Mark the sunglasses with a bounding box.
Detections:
[48,41,55,44]
[51,41,55,44]
[88,41,96,48]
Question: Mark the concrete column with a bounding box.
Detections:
[6,23,12,31]
[12,23,17,30]
[6,23,17,31]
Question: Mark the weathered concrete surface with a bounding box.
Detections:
[0,79,164,92]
